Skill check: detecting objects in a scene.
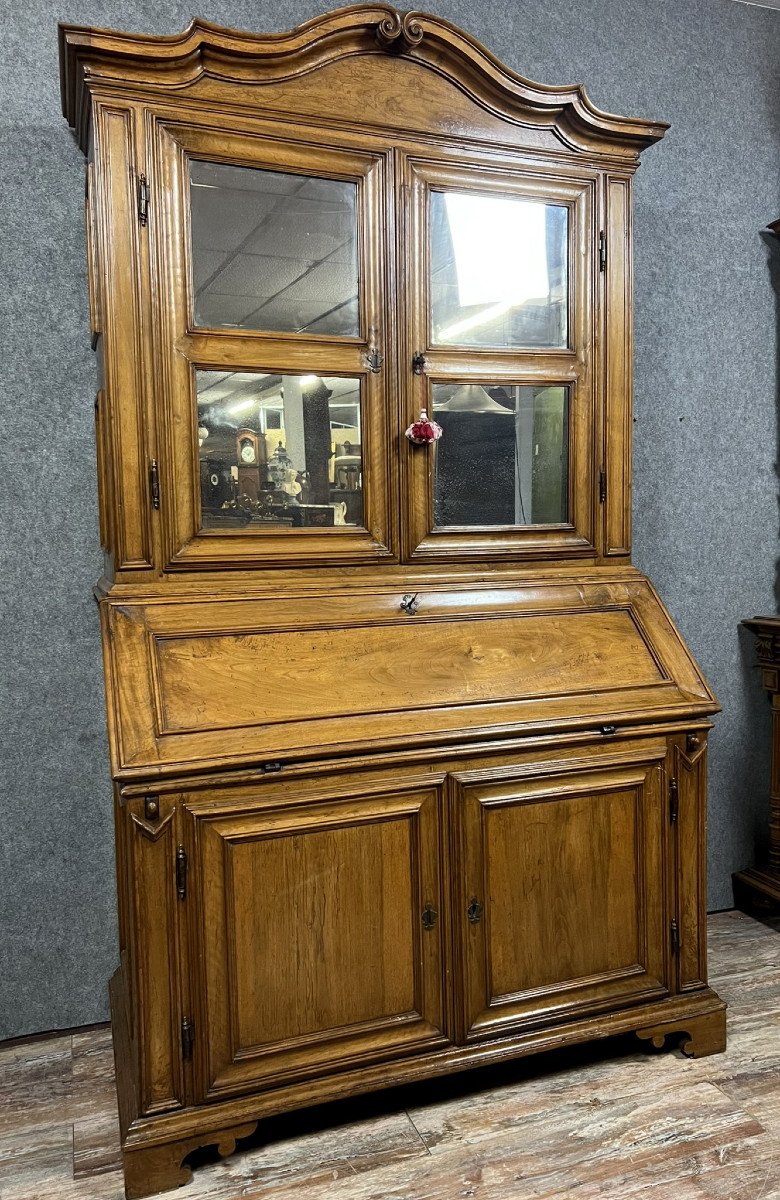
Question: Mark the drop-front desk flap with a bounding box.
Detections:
[101,574,717,778]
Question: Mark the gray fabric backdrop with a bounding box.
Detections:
[1,0,778,1041]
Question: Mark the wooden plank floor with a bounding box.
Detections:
[1,910,779,1200]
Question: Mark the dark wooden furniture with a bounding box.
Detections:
[59,8,726,1197]
[734,616,780,911]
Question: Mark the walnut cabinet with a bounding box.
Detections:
[59,8,726,1197]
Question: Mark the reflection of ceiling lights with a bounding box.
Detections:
[228,397,258,416]
[444,193,549,308]
[438,301,512,342]
[300,375,319,386]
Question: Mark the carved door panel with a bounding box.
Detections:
[183,777,448,1100]
[452,747,670,1041]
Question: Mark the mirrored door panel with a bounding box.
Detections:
[197,369,364,530]
[432,384,568,528]
[430,192,568,350]
[155,122,393,569]
[404,155,595,561]
[190,162,360,337]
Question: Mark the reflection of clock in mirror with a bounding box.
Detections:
[236,428,262,500]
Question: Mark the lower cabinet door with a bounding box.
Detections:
[452,747,670,1041]
[183,778,448,1099]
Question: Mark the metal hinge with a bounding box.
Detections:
[669,777,679,824]
[149,460,160,510]
[599,230,607,272]
[137,174,149,226]
[181,1017,195,1061]
[670,918,680,957]
[598,469,607,504]
[175,846,187,900]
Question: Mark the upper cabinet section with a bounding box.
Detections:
[60,5,667,580]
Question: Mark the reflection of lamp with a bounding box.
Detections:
[198,424,209,447]
[433,384,513,414]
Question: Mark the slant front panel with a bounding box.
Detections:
[104,576,715,774]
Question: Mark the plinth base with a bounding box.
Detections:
[732,866,780,914]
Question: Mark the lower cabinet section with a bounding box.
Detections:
[116,732,723,1198]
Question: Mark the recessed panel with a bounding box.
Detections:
[197,369,363,530]
[486,787,640,997]
[190,160,359,336]
[155,608,664,734]
[229,819,415,1046]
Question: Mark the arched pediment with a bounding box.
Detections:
[59,4,667,156]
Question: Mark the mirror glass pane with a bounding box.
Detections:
[190,161,360,336]
[432,384,569,527]
[196,370,363,530]
[430,191,568,348]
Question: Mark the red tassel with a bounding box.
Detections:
[405,408,443,445]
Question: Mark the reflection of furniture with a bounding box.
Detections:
[330,487,362,525]
[733,616,780,911]
[61,8,725,1198]
[236,428,262,500]
[434,386,516,524]
[435,410,516,524]
[199,458,234,513]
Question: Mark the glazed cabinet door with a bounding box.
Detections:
[401,152,597,561]
[182,777,448,1100]
[152,121,395,569]
[452,746,670,1041]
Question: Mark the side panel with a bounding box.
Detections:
[674,735,708,990]
[604,175,632,557]
[92,102,154,571]
[124,794,183,1114]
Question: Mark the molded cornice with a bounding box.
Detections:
[59,4,668,156]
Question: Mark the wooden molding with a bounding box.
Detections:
[59,4,668,156]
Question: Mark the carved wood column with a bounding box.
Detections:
[733,616,780,910]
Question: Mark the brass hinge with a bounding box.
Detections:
[669,777,679,824]
[599,230,607,272]
[137,174,149,226]
[149,460,160,510]
[175,846,187,900]
[181,1017,195,1061]
[670,918,680,957]
[598,469,606,504]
